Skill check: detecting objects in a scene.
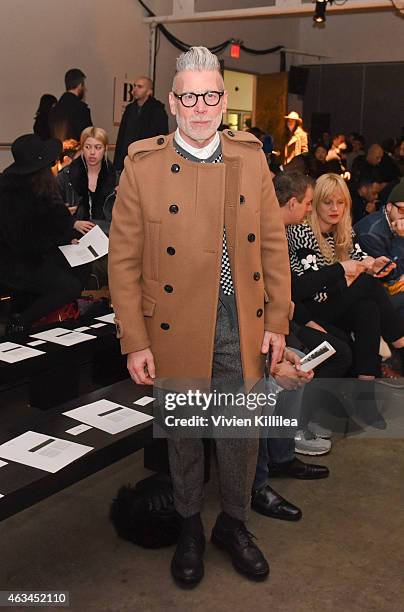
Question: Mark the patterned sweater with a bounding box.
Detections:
[287,223,367,304]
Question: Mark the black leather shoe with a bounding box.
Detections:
[268,457,329,480]
[251,484,302,521]
[171,531,205,587]
[211,513,269,581]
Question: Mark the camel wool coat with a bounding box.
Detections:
[108,129,292,389]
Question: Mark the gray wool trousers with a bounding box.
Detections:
[167,295,260,522]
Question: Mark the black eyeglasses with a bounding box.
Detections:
[392,202,404,213]
[173,91,224,108]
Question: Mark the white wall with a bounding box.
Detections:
[0,0,151,169]
[0,1,402,170]
[298,10,404,64]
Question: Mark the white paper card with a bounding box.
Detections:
[27,340,47,347]
[95,313,116,324]
[65,424,93,436]
[134,396,155,406]
[90,323,107,328]
[63,399,154,434]
[74,326,91,332]
[30,328,96,346]
[0,431,93,473]
[0,342,45,363]
[59,225,109,267]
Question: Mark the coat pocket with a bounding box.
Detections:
[142,294,156,317]
[144,221,161,281]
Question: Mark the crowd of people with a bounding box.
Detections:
[0,48,403,588]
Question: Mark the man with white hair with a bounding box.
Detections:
[109,47,292,586]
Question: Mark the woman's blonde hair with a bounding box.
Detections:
[80,126,108,150]
[308,173,353,263]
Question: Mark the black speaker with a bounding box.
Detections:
[311,112,331,144]
[288,66,309,96]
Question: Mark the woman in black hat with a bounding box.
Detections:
[0,133,89,334]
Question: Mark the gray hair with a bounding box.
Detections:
[173,46,223,89]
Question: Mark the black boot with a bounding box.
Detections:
[350,380,386,430]
[171,513,205,587]
[211,512,269,581]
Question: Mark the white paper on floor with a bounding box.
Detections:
[0,494,4,499]
[30,328,96,346]
[0,460,8,468]
[0,431,93,473]
[74,326,91,332]
[65,424,93,436]
[26,340,47,347]
[95,312,115,324]
[63,399,154,434]
[90,322,107,328]
[0,342,45,363]
[133,396,155,406]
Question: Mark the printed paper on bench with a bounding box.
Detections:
[0,342,45,363]
[59,225,108,267]
[0,431,93,473]
[63,399,154,434]
[30,328,96,346]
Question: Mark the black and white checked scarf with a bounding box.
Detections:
[173,140,234,295]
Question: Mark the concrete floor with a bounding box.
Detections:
[1,412,403,612]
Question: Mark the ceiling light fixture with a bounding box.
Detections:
[313,0,328,23]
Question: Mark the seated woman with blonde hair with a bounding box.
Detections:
[57,126,117,236]
[287,173,404,428]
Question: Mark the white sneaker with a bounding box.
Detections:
[294,430,332,456]
[307,421,333,439]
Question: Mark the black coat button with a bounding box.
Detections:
[157,137,164,145]
[164,285,173,293]
[167,246,176,255]
[248,233,256,242]
[253,272,260,281]
[228,130,235,137]
[240,195,246,204]
[256,309,263,317]
[161,323,170,330]
[169,204,179,214]
[171,164,180,173]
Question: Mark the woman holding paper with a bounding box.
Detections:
[0,133,89,334]
[57,126,117,236]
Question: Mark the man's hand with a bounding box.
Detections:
[367,255,396,278]
[127,348,156,385]
[261,331,285,373]
[273,349,314,390]
[68,206,78,215]
[73,220,95,235]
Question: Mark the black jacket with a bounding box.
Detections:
[113,96,168,172]
[0,174,75,276]
[49,92,92,141]
[56,156,116,231]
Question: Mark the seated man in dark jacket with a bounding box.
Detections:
[355,179,404,317]
[113,76,168,173]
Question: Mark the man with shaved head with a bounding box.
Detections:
[352,142,400,186]
[113,75,168,173]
